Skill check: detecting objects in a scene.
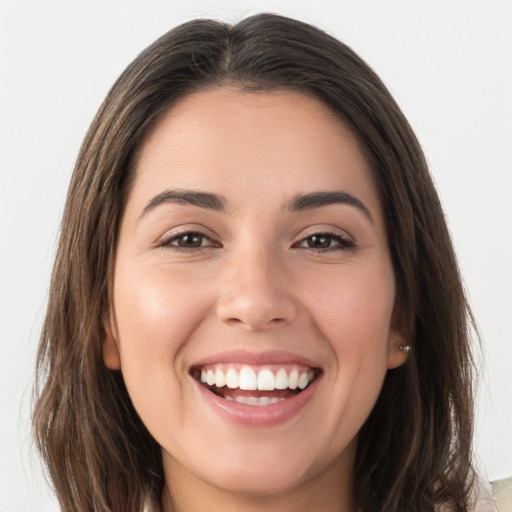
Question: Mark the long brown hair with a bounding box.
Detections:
[33,13,477,511]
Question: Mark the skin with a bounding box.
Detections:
[103,88,406,512]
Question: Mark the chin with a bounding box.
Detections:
[172,436,343,499]
[205,462,312,497]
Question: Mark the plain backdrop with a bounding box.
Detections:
[1,1,511,510]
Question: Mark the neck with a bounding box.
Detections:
[160,451,355,512]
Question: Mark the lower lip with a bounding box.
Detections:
[193,376,320,427]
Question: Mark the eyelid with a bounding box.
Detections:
[156,226,222,250]
[155,224,355,252]
[294,225,354,241]
[292,227,356,251]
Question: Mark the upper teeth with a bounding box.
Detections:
[200,365,315,391]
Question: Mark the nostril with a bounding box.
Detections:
[217,295,297,331]
[224,316,288,331]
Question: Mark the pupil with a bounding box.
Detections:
[309,235,330,248]
[180,233,202,247]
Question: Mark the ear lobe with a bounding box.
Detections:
[387,331,408,369]
[387,303,408,369]
[103,312,121,370]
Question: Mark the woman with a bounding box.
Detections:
[33,13,496,512]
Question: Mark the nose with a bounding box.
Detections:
[216,249,298,332]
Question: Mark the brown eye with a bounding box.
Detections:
[295,233,355,251]
[306,234,332,249]
[161,232,217,250]
[174,233,205,248]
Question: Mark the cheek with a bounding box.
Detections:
[112,264,218,434]
[302,266,395,357]
[113,264,213,376]
[293,265,395,460]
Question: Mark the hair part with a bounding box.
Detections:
[33,13,477,511]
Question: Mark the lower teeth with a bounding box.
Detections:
[225,396,285,406]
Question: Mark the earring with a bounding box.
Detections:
[399,345,412,358]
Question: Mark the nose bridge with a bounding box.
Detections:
[216,240,297,331]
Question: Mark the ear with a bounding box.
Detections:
[387,333,408,369]
[103,311,121,370]
[386,305,408,369]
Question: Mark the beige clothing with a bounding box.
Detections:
[470,480,499,511]
[492,477,512,512]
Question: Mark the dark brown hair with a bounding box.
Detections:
[33,13,476,512]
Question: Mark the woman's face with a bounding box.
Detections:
[104,88,404,503]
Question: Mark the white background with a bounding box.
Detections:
[1,1,511,510]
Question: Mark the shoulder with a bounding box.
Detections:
[468,477,512,512]
[491,477,512,512]
[437,478,501,512]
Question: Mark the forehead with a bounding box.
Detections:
[129,87,381,217]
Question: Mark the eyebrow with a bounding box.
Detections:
[288,191,373,223]
[141,189,226,217]
[140,188,373,223]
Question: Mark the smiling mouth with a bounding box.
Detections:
[191,364,321,406]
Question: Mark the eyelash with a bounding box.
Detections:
[292,232,355,252]
[158,231,355,253]
[159,231,219,251]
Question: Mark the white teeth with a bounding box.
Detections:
[239,366,258,390]
[234,396,286,406]
[274,368,288,389]
[198,365,316,392]
[288,368,299,389]
[214,368,225,388]
[257,368,275,391]
[225,368,239,389]
[298,372,309,390]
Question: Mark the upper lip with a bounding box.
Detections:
[190,349,321,370]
